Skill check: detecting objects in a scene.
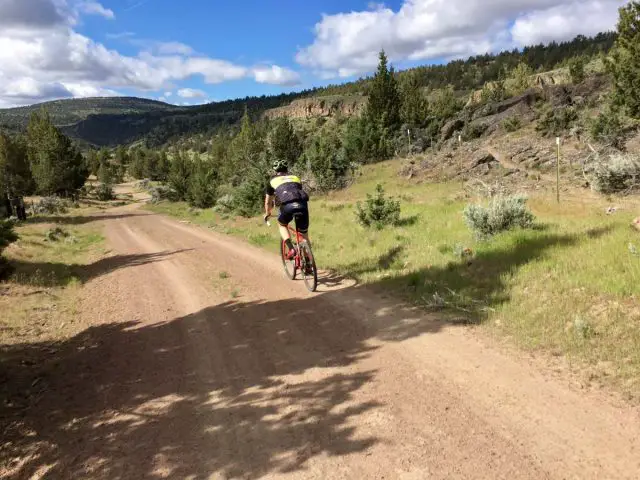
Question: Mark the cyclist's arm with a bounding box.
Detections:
[264,194,274,217]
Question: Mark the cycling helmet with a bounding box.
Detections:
[272,158,288,172]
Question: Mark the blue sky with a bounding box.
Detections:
[0,0,626,107]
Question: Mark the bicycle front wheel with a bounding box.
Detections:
[281,240,297,280]
[299,241,318,292]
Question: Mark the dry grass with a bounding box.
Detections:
[0,218,104,347]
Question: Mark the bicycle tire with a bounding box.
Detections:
[299,241,318,292]
[281,239,297,280]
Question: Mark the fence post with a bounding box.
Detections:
[556,137,561,203]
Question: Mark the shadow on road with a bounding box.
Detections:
[0,225,616,478]
[10,249,192,287]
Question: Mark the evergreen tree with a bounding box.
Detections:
[168,149,192,201]
[114,145,129,167]
[400,70,429,127]
[269,117,302,167]
[608,1,640,118]
[156,150,170,182]
[365,50,401,130]
[568,55,587,84]
[305,129,352,191]
[26,109,87,196]
[227,108,264,184]
[188,155,218,208]
[507,62,534,95]
[128,148,146,179]
[87,149,100,176]
[0,132,33,197]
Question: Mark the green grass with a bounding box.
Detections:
[147,160,640,401]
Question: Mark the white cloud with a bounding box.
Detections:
[0,0,301,107]
[76,1,115,19]
[252,65,301,86]
[297,0,625,78]
[511,1,623,46]
[164,91,172,97]
[177,88,207,99]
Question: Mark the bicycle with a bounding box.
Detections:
[265,214,318,292]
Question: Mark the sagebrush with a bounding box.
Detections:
[32,196,69,215]
[590,153,640,194]
[463,194,535,237]
[355,184,401,229]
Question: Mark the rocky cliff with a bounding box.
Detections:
[263,95,366,120]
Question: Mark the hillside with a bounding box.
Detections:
[0,97,177,129]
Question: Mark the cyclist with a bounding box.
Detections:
[263,159,310,260]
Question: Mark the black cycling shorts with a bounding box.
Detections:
[278,201,309,233]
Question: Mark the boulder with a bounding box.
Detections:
[440,118,465,142]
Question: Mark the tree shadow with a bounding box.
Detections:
[1,291,445,479]
[26,212,149,226]
[372,226,614,324]
[9,249,192,287]
[395,215,420,227]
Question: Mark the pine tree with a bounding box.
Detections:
[0,132,33,197]
[168,149,192,201]
[87,149,100,176]
[227,108,264,184]
[188,155,218,208]
[114,145,129,167]
[365,50,401,130]
[26,109,87,196]
[270,117,302,167]
[400,70,429,127]
[156,150,170,182]
[608,1,640,118]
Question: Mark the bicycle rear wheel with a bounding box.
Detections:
[281,239,297,280]
[299,241,318,292]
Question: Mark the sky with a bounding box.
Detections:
[0,0,629,108]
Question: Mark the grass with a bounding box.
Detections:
[1,217,105,347]
[147,159,640,401]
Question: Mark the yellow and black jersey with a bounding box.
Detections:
[265,174,309,205]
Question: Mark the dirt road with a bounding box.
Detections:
[3,204,640,479]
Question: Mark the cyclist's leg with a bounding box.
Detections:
[294,203,310,242]
[277,204,296,255]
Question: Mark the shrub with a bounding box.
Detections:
[355,184,401,229]
[536,106,578,137]
[213,193,234,213]
[589,106,625,149]
[463,194,535,237]
[462,122,488,141]
[32,196,69,215]
[149,185,178,203]
[502,116,522,132]
[44,226,68,242]
[590,153,640,194]
[568,56,587,84]
[0,219,18,253]
[96,183,115,201]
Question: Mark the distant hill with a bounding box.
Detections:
[0,97,177,129]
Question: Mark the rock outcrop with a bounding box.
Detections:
[263,95,366,120]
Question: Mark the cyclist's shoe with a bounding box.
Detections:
[286,248,296,260]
